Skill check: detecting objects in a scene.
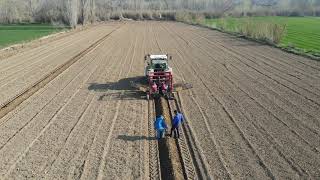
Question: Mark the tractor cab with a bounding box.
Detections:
[152,59,168,72]
[145,54,172,76]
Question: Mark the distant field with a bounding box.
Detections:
[0,24,68,48]
[205,17,320,56]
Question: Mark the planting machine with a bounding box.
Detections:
[145,54,173,100]
[130,54,192,100]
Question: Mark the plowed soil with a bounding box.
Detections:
[0,21,319,179]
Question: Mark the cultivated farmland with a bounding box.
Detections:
[0,21,319,179]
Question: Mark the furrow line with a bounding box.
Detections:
[190,25,320,73]
[225,73,320,153]
[168,94,197,180]
[224,65,320,146]
[158,23,221,179]
[154,23,206,179]
[0,27,102,82]
[40,36,122,177]
[79,25,136,179]
[0,25,122,120]
[177,24,320,109]
[178,36,315,177]
[1,44,110,177]
[178,28,320,143]
[148,99,161,180]
[173,25,320,126]
[185,26,320,99]
[0,50,98,149]
[222,75,313,177]
[95,40,136,179]
[166,24,277,179]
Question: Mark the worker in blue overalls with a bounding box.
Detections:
[170,110,184,138]
[154,114,168,139]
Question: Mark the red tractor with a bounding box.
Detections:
[145,54,173,100]
[130,54,191,100]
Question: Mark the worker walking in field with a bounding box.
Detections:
[170,110,184,138]
[154,115,168,139]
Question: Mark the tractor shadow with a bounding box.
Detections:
[117,135,157,141]
[88,76,147,100]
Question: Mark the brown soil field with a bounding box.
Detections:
[0,21,319,179]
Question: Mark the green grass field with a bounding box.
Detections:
[205,17,320,56]
[0,24,68,48]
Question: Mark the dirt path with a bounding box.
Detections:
[0,21,319,179]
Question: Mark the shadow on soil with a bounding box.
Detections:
[117,135,157,141]
[88,76,147,100]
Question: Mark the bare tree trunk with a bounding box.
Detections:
[79,0,86,25]
[90,0,95,23]
[65,0,78,28]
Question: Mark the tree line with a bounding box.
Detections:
[233,0,320,17]
[0,0,319,26]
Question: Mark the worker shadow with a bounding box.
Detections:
[88,76,147,100]
[117,135,157,141]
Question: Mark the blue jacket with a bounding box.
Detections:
[154,115,167,130]
[172,113,184,128]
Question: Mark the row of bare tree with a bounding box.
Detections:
[0,0,319,26]
[0,0,94,27]
[232,0,320,17]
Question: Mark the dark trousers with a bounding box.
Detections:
[156,129,165,139]
[170,126,180,138]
